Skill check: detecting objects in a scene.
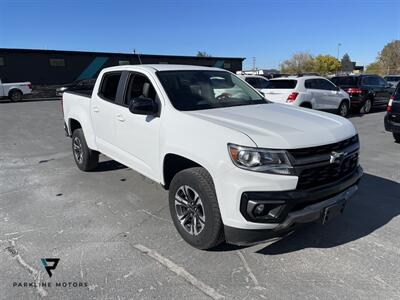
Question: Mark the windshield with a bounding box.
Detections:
[157,70,267,111]
[385,76,400,81]
[265,79,297,89]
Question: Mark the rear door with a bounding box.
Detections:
[361,76,382,104]
[263,79,298,103]
[113,71,161,181]
[91,71,123,157]
[318,79,342,109]
[304,79,328,109]
[391,85,400,118]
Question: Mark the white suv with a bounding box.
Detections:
[237,75,269,94]
[263,76,351,117]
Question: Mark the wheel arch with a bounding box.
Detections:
[8,88,22,97]
[299,101,312,108]
[68,118,82,135]
[162,153,212,190]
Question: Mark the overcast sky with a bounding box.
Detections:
[1,0,399,69]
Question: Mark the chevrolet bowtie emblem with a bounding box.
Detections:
[330,151,345,164]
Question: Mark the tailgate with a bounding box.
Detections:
[263,89,292,103]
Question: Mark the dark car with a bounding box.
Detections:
[330,74,394,113]
[384,84,400,143]
[56,78,96,97]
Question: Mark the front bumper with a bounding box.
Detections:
[385,113,400,133]
[225,184,359,246]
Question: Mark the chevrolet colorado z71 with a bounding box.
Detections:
[63,65,362,249]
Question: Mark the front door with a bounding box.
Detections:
[113,71,161,181]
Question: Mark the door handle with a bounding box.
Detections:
[93,107,99,113]
[116,114,125,122]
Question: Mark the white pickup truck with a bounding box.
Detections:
[63,65,363,249]
[0,78,32,101]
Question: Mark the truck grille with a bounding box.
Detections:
[288,136,359,190]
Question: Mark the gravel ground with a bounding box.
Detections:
[0,99,399,299]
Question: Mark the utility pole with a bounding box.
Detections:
[252,57,256,72]
[337,43,342,60]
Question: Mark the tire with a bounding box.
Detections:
[169,167,224,250]
[338,101,349,117]
[9,90,23,102]
[71,129,99,171]
[361,98,372,114]
[393,133,400,143]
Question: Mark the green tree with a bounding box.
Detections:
[341,53,353,73]
[313,55,341,75]
[280,52,315,74]
[378,40,400,74]
[196,51,211,57]
[365,61,384,74]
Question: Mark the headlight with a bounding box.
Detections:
[228,143,294,175]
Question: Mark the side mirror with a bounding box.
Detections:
[129,97,158,115]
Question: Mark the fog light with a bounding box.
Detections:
[253,204,265,216]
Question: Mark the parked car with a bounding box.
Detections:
[262,75,351,117]
[330,74,394,113]
[56,78,96,97]
[384,83,400,143]
[0,78,32,102]
[63,65,362,249]
[384,75,400,88]
[237,75,269,94]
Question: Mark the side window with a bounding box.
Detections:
[369,76,380,86]
[377,76,387,86]
[245,77,259,88]
[124,73,158,106]
[99,72,122,102]
[258,78,269,89]
[319,79,337,90]
[305,79,317,89]
[362,76,379,86]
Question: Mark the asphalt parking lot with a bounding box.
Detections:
[0,99,399,299]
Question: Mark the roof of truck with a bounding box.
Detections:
[102,64,225,73]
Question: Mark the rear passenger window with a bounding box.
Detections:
[305,79,318,89]
[124,73,158,106]
[99,72,121,102]
[319,79,337,90]
[362,76,379,86]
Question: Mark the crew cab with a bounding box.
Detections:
[0,78,32,102]
[63,65,362,249]
[263,76,351,117]
[385,83,400,143]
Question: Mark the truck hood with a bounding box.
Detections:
[186,103,356,149]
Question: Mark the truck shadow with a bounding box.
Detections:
[256,173,400,255]
[94,160,127,172]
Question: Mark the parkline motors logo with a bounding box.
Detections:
[41,258,60,278]
[12,257,89,290]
